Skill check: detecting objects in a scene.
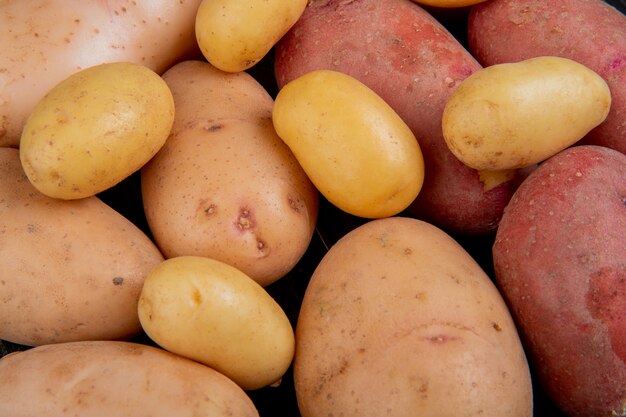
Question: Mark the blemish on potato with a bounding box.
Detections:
[112,277,124,286]
[492,322,502,332]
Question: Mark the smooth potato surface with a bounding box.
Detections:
[20,62,174,200]
[138,256,295,391]
[468,0,626,153]
[0,341,259,417]
[442,56,611,170]
[0,0,202,148]
[273,69,424,219]
[274,0,521,235]
[195,0,307,72]
[295,217,532,417]
[0,148,164,346]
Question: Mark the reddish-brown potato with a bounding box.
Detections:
[295,216,533,417]
[274,0,521,235]
[0,0,202,148]
[468,0,626,153]
[493,145,626,417]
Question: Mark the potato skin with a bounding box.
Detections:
[273,69,425,219]
[20,62,175,200]
[0,341,259,417]
[138,256,295,391]
[0,148,164,346]
[195,0,307,72]
[493,145,626,417]
[468,0,626,153]
[295,217,532,417]
[0,0,202,148]
[275,0,520,235]
[142,60,318,287]
[443,56,611,170]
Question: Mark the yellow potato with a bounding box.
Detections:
[142,60,318,287]
[138,256,295,391]
[442,56,611,170]
[0,148,164,346]
[0,0,202,148]
[19,62,174,200]
[272,69,425,219]
[0,341,259,417]
[294,217,533,417]
[195,0,308,72]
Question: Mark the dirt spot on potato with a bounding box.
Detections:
[586,266,626,363]
[112,277,124,286]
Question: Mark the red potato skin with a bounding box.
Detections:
[468,0,626,154]
[274,0,520,235]
[492,145,626,417]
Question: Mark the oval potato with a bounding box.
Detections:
[142,60,318,287]
[272,69,425,219]
[20,62,174,200]
[0,0,202,148]
[0,341,259,417]
[442,56,611,170]
[195,0,307,72]
[138,256,295,391]
[294,217,533,417]
[0,147,164,346]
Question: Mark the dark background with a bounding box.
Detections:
[2,1,624,416]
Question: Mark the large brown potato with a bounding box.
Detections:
[0,147,164,346]
[295,216,532,417]
[0,341,259,417]
[141,61,318,287]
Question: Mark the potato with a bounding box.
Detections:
[468,0,626,154]
[294,216,533,417]
[19,61,175,200]
[142,60,318,287]
[0,340,259,417]
[195,0,307,72]
[274,0,521,235]
[493,145,626,417]
[442,56,611,170]
[272,69,425,219]
[0,0,202,148]
[409,0,487,7]
[0,148,164,346]
[138,256,295,391]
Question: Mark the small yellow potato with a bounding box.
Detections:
[195,0,308,72]
[0,148,164,346]
[0,0,202,148]
[0,341,259,417]
[272,69,425,219]
[294,217,533,417]
[442,56,611,170]
[138,256,295,391]
[20,62,175,200]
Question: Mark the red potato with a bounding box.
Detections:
[274,0,521,235]
[468,0,626,153]
[0,0,203,148]
[493,145,626,417]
